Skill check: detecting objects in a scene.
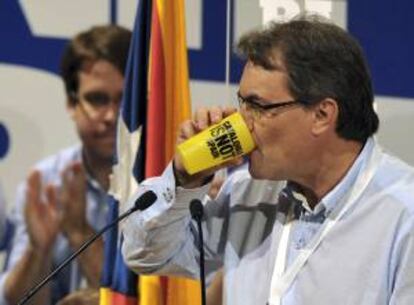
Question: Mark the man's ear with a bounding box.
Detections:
[66,98,77,119]
[66,90,78,118]
[311,98,338,136]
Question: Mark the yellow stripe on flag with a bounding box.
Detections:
[156,0,191,161]
[166,277,202,305]
[99,287,112,305]
[139,0,200,305]
[139,275,164,305]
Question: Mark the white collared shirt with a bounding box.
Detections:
[0,145,110,305]
[122,138,414,305]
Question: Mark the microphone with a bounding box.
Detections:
[17,190,157,305]
[189,199,206,305]
[190,199,204,221]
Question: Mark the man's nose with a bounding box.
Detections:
[240,109,254,132]
[102,102,120,122]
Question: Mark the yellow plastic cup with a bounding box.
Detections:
[177,112,255,175]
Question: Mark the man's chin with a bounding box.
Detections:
[92,147,115,164]
[248,163,262,179]
[248,162,279,181]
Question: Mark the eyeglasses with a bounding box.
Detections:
[81,91,122,108]
[237,92,305,119]
[72,90,122,119]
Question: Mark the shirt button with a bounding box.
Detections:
[296,237,305,249]
[162,187,174,202]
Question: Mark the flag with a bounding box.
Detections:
[140,1,200,305]
[99,0,151,304]
[100,0,201,304]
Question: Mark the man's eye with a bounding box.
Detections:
[84,92,110,106]
[246,99,264,110]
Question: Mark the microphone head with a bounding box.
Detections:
[190,199,204,220]
[134,190,157,211]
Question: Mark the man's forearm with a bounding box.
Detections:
[122,164,210,278]
[67,228,103,288]
[4,246,52,305]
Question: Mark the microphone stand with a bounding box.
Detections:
[18,190,157,305]
[190,199,207,305]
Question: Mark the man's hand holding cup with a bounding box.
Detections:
[173,106,255,188]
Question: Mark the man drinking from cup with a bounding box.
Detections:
[120,14,414,305]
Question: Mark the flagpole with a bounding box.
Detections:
[225,0,232,105]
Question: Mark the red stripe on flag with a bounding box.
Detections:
[161,275,169,304]
[111,290,138,305]
[146,0,166,178]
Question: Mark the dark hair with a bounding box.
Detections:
[60,25,131,105]
[237,14,379,143]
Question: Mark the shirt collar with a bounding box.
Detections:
[320,137,375,217]
[75,148,106,193]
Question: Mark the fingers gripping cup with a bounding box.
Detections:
[177,112,256,175]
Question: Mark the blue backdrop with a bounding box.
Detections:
[1,0,413,160]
